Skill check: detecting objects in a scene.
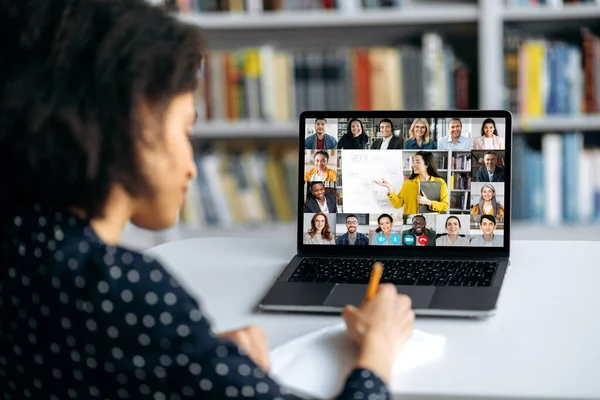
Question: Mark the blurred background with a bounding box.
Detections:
[125,0,600,250]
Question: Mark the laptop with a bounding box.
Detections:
[259,110,512,318]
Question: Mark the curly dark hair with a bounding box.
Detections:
[0,0,205,227]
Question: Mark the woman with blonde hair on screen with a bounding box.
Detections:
[374,151,449,214]
[436,216,470,246]
[304,149,337,181]
[472,118,505,150]
[471,183,505,217]
[304,212,336,244]
[403,118,436,149]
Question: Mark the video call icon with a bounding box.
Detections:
[403,234,415,246]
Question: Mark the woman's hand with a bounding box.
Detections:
[342,284,415,384]
[219,325,271,372]
[417,190,432,206]
[373,178,392,192]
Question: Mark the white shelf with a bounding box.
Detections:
[503,4,600,21]
[511,222,600,241]
[178,5,478,30]
[190,115,600,139]
[514,115,600,133]
[193,121,296,139]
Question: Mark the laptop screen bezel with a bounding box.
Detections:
[296,110,512,258]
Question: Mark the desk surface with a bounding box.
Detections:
[146,238,600,400]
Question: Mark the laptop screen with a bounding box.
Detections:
[298,111,511,255]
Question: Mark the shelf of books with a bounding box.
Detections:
[505,11,600,227]
[192,33,472,127]
[118,0,600,250]
[179,141,298,229]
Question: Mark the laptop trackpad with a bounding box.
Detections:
[324,284,435,309]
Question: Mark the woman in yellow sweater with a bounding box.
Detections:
[304,150,337,182]
[374,151,449,214]
[471,183,505,217]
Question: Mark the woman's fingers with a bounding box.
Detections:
[342,305,369,345]
[219,325,271,372]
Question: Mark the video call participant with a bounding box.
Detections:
[475,151,505,182]
[436,118,471,151]
[305,117,338,149]
[303,181,337,213]
[471,183,505,217]
[337,118,369,149]
[304,150,337,182]
[369,213,401,246]
[370,119,402,149]
[403,118,436,150]
[335,214,369,245]
[470,214,503,246]
[402,214,436,246]
[472,118,505,150]
[304,212,336,244]
[436,216,470,246]
[374,151,449,214]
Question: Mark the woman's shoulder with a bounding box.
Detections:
[6,209,167,286]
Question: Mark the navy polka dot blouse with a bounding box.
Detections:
[1,208,390,399]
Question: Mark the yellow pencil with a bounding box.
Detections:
[365,261,384,301]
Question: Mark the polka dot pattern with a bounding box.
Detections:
[1,209,389,399]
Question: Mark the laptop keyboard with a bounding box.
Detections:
[288,258,498,287]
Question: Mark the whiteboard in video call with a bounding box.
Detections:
[341,150,405,214]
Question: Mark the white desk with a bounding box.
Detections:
[145,238,600,400]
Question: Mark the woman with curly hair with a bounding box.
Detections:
[0,1,413,398]
[337,117,369,149]
[304,212,335,244]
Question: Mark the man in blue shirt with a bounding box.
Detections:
[437,118,471,151]
[335,214,369,245]
[305,117,338,149]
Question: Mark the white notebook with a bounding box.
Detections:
[269,322,446,399]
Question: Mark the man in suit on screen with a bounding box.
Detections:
[370,119,402,149]
[303,181,337,213]
[476,151,505,182]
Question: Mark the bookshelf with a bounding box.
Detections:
[121,0,600,249]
